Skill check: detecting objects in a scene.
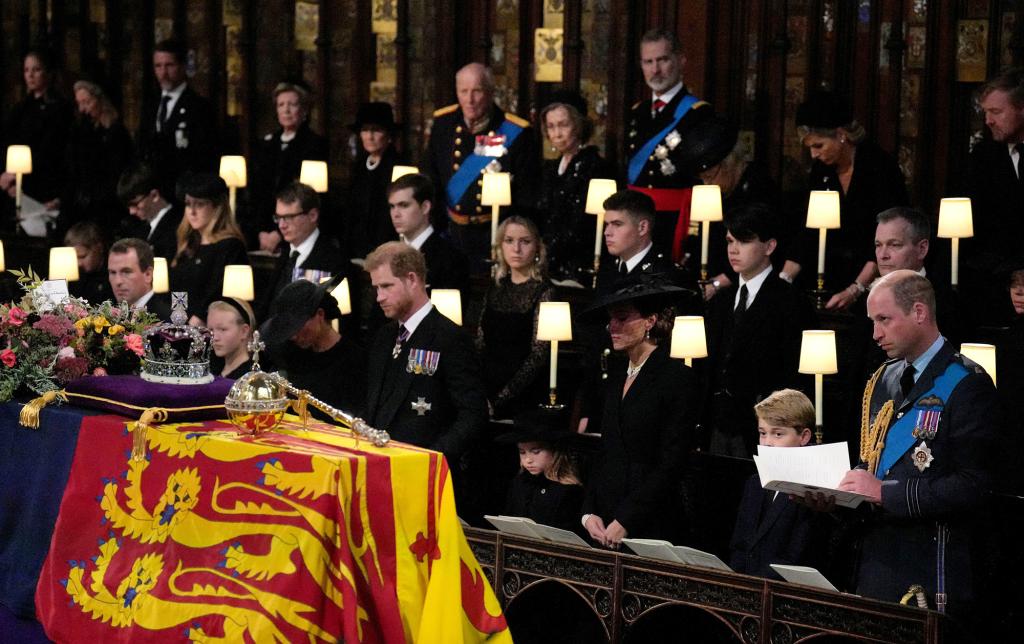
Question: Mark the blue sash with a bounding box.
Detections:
[876,361,969,476]
[627,94,699,184]
[445,119,525,208]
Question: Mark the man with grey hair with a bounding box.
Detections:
[625,28,713,262]
[834,269,998,628]
[426,62,539,273]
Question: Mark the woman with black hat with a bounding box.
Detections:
[251,81,329,251]
[170,172,249,325]
[348,102,405,258]
[579,274,697,547]
[795,91,908,310]
[536,90,615,280]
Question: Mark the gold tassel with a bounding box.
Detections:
[19,390,67,429]
[131,407,168,462]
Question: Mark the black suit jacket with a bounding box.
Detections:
[582,346,696,540]
[593,246,676,295]
[138,86,218,198]
[728,475,821,578]
[365,307,487,461]
[262,231,348,309]
[144,292,172,321]
[122,205,182,261]
[706,271,816,443]
[420,232,470,294]
[856,341,999,611]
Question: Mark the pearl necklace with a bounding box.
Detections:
[366,156,381,171]
[625,354,651,379]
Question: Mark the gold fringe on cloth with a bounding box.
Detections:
[19,390,68,428]
[859,364,896,476]
[130,408,168,462]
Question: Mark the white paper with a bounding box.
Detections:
[17,194,59,237]
[483,515,591,547]
[36,280,70,310]
[623,538,733,571]
[754,442,870,509]
[770,564,839,592]
[671,546,733,571]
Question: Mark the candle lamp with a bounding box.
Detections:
[6,145,32,218]
[937,198,973,289]
[329,277,352,332]
[391,165,419,182]
[584,178,618,287]
[690,185,723,282]
[669,315,707,367]
[536,301,573,409]
[960,342,996,387]
[481,172,512,275]
[0,240,5,271]
[430,289,463,326]
[219,155,247,215]
[48,247,79,282]
[805,190,841,309]
[299,160,329,193]
[222,265,255,301]
[798,330,838,444]
[152,257,169,293]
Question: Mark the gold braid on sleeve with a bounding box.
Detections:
[860,364,895,476]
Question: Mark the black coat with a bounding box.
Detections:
[365,307,487,462]
[624,90,712,190]
[138,86,218,199]
[426,103,540,228]
[728,474,822,578]
[262,231,348,314]
[348,146,401,258]
[420,231,470,294]
[582,346,696,540]
[249,123,329,236]
[706,271,816,446]
[2,90,73,203]
[169,237,249,320]
[145,292,173,321]
[122,204,182,261]
[856,342,999,614]
[504,470,585,534]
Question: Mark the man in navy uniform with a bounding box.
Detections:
[138,40,218,199]
[838,270,998,629]
[426,63,539,274]
[625,29,712,263]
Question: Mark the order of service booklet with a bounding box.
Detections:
[621,538,733,572]
[483,515,591,547]
[753,442,871,509]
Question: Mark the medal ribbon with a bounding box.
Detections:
[445,118,525,208]
[876,361,969,477]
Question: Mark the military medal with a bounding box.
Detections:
[411,397,432,416]
[659,159,676,176]
[911,394,943,441]
[654,144,669,160]
[665,129,682,150]
[406,349,441,375]
[912,441,934,472]
[475,134,507,157]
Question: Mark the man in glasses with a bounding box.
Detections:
[260,181,347,318]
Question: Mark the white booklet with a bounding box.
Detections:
[770,564,839,592]
[622,538,733,572]
[484,515,591,547]
[753,442,871,509]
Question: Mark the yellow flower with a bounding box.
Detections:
[74,318,89,332]
[108,324,125,336]
[91,316,111,334]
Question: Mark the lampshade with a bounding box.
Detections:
[331,278,352,315]
[537,301,573,341]
[0,241,5,272]
[299,160,329,192]
[805,190,841,229]
[391,165,420,182]
[669,316,708,360]
[937,198,974,239]
[49,247,79,282]
[480,172,512,206]
[152,257,169,293]
[222,265,255,301]
[960,342,996,387]
[430,289,463,326]
[690,185,724,222]
[584,178,618,215]
[5,145,32,174]
[218,155,247,188]
[798,330,838,374]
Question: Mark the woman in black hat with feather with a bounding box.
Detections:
[579,274,697,548]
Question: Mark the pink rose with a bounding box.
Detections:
[125,334,145,357]
[92,367,108,377]
[1,348,16,368]
[7,306,26,326]
[58,346,76,359]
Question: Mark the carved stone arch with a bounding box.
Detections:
[503,577,611,644]
[621,599,746,643]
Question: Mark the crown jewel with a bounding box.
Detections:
[140,292,214,384]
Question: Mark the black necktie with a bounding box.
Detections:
[157,95,171,132]
[900,364,916,402]
[1015,142,1023,181]
[618,260,628,275]
[286,250,300,281]
[734,284,749,325]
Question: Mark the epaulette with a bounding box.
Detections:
[952,353,986,374]
[692,100,711,109]
[433,103,458,117]
[630,100,642,110]
[504,112,530,128]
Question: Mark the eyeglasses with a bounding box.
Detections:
[273,209,310,225]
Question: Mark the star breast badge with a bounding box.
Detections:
[912,441,934,472]
[411,397,432,416]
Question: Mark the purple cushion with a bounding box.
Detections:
[63,375,232,421]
